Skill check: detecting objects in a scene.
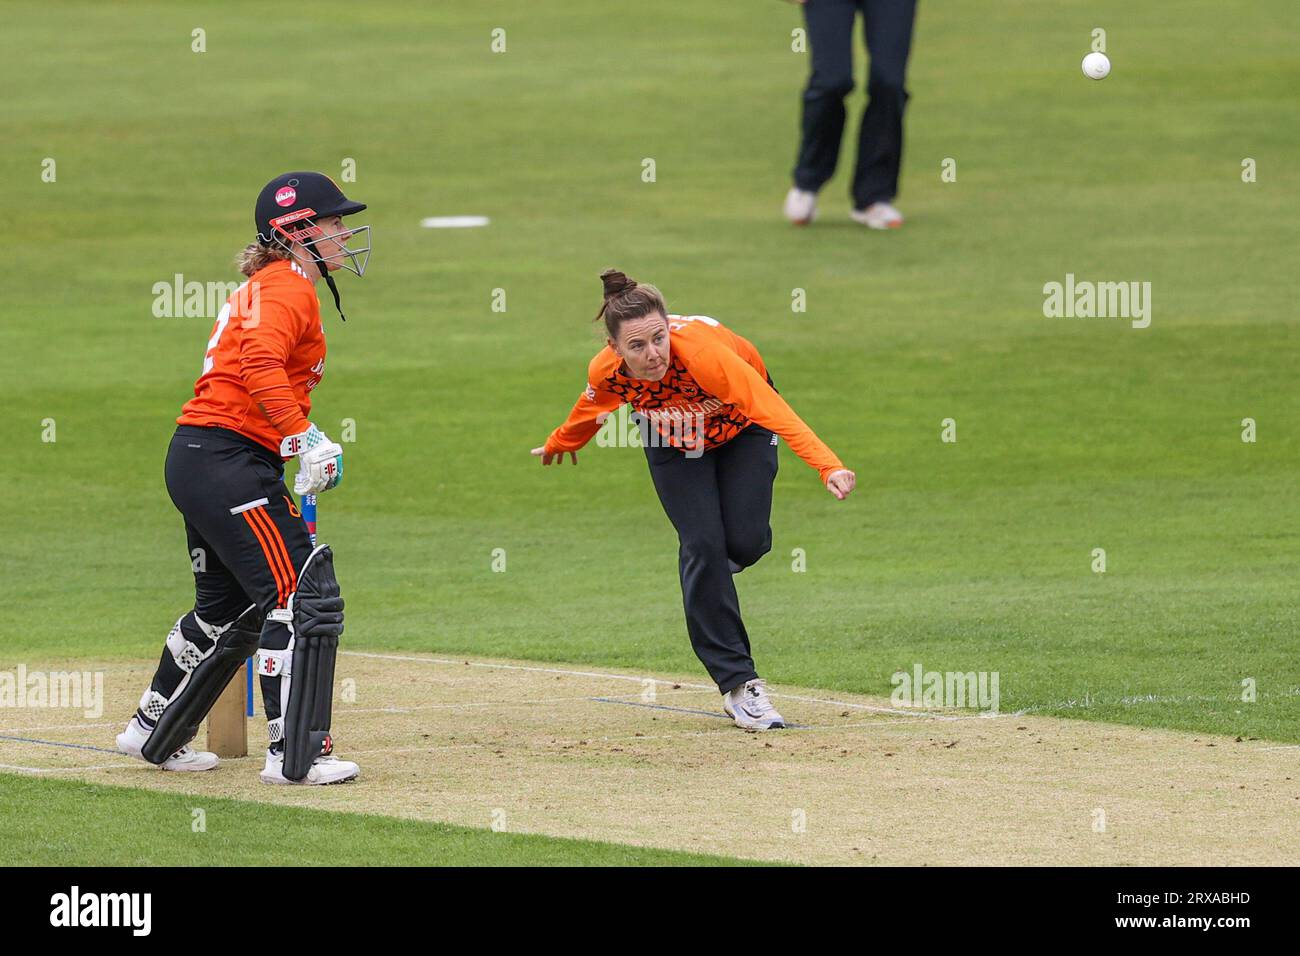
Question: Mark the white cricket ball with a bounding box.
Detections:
[1082,51,1111,80]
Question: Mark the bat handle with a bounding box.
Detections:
[302,493,318,546]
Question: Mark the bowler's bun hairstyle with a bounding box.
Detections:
[595,268,667,339]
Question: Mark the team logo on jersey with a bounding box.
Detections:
[275,186,297,207]
[583,383,597,402]
[306,356,326,393]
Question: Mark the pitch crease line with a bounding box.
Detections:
[339,650,958,719]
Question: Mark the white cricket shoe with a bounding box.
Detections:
[259,748,359,785]
[851,201,904,230]
[783,187,818,225]
[115,715,220,771]
[723,678,786,731]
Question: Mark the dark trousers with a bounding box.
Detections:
[145,425,315,730]
[642,422,779,694]
[793,0,917,208]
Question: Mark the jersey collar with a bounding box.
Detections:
[256,258,316,286]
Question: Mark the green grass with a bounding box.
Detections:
[2,0,1298,773]
[0,773,750,866]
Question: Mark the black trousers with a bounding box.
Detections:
[642,422,779,694]
[165,426,314,620]
[793,0,917,209]
[145,425,315,731]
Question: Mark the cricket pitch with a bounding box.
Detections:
[2,651,1296,866]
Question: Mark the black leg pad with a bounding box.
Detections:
[142,606,262,764]
[282,545,344,781]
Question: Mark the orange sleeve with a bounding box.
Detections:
[688,345,845,483]
[544,377,626,454]
[238,299,310,438]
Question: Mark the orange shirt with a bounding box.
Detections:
[177,260,324,455]
[546,314,845,482]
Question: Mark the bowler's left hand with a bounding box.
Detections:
[825,468,856,500]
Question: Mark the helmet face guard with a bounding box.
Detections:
[254,172,368,321]
[265,208,371,276]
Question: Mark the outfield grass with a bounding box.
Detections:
[2,0,1297,760]
[0,774,751,866]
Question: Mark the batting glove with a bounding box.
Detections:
[280,424,344,495]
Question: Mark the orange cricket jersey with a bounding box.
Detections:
[177,260,325,455]
[545,314,845,482]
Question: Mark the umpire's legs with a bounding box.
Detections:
[852,0,917,208]
[792,0,862,193]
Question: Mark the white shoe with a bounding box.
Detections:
[783,187,818,225]
[259,748,359,785]
[160,745,221,771]
[115,715,220,771]
[722,678,786,730]
[851,201,904,229]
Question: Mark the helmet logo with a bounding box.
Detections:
[275,186,297,207]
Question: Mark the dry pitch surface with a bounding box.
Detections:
[2,652,1297,866]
